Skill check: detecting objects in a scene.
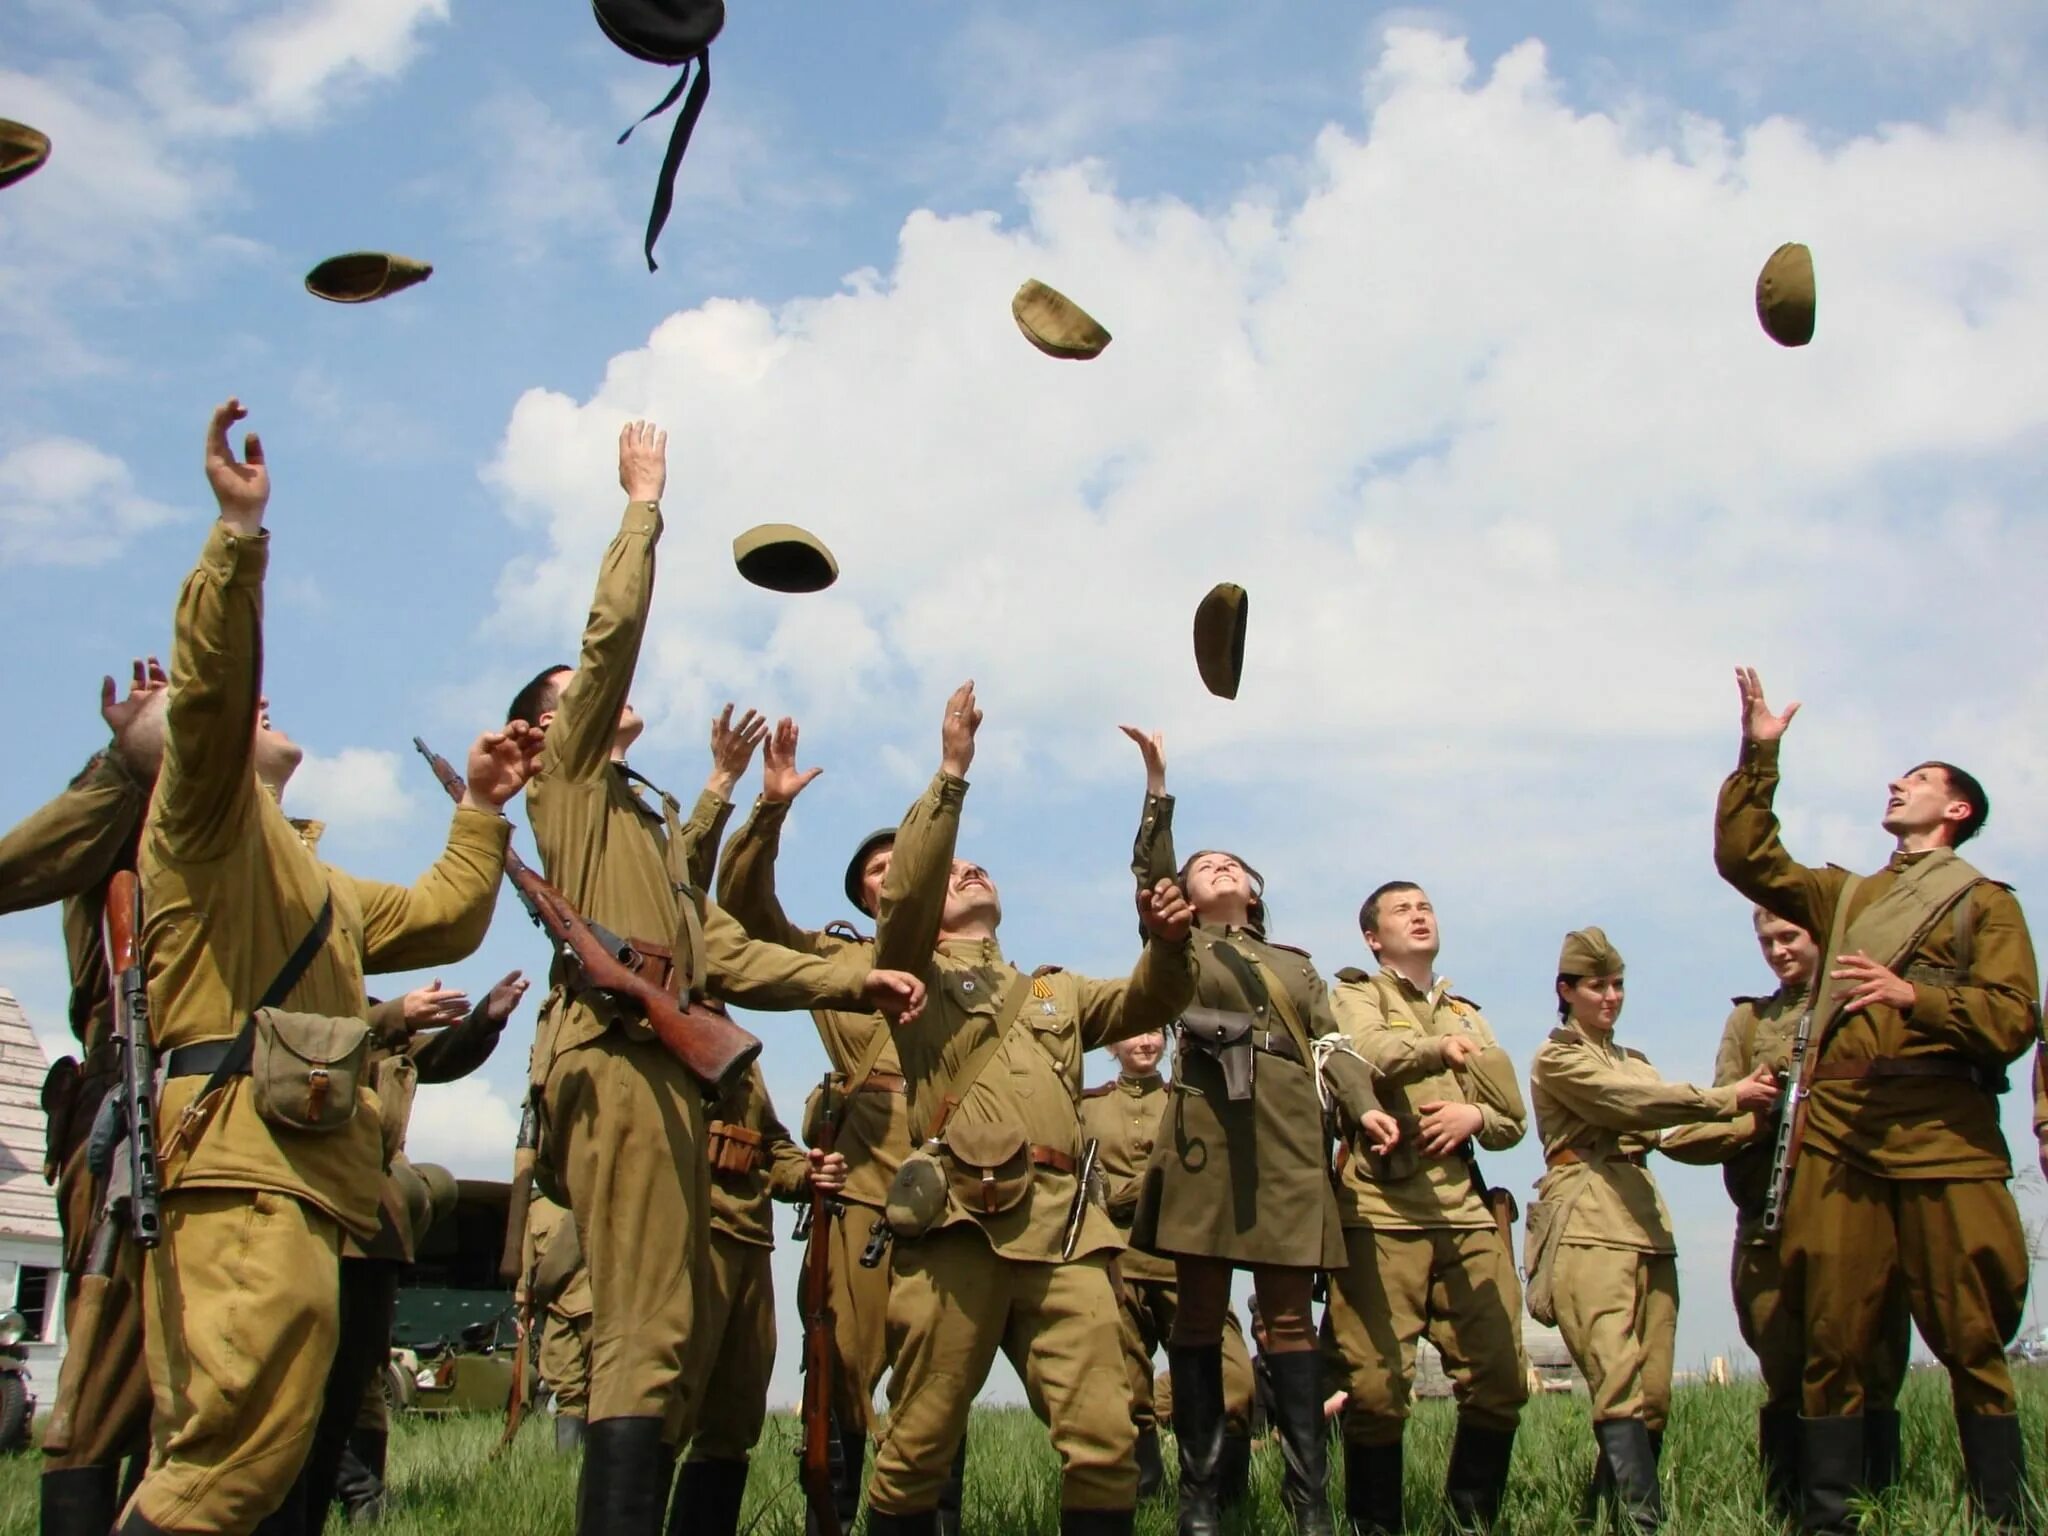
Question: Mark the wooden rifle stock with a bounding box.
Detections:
[410,738,762,1096]
[799,1074,842,1536]
[500,1097,539,1285]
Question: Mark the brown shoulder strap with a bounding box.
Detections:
[924,970,1035,1140]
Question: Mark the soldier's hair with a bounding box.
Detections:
[1358,880,1423,936]
[508,664,571,727]
[1909,760,1990,847]
[1751,906,1816,940]
[1555,975,1580,1022]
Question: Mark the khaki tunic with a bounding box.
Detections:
[526,500,872,1436]
[864,771,1196,1513]
[1714,739,2039,1416]
[1128,792,1344,1270]
[129,519,509,1532]
[0,751,155,1471]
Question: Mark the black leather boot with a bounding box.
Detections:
[865,1512,940,1535]
[252,1476,310,1536]
[1958,1413,2030,1533]
[1575,1440,1612,1529]
[113,1511,173,1536]
[1757,1408,1799,1518]
[1060,1510,1136,1535]
[334,1429,388,1523]
[936,1435,968,1536]
[667,1457,748,1536]
[1798,1416,1864,1535]
[1169,1345,1226,1536]
[1592,1420,1662,1534]
[1862,1408,1900,1495]
[578,1416,674,1536]
[556,1414,588,1454]
[1136,1426,1165,1501]
[1219,1431,1251,1510]
[1344,1439,1404,1535]
[1266,1351,1336,1536]
[40,1466,120,1536]
[1444,1421,1515,1531]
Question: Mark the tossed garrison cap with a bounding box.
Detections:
[1558,926,1625,977]
[0,121,51,191]
[305,252,434,304]
[1193,582,1248,700]
[732,523,839,593]
[1012,279,1112,361]
[844,828,898,913]
[1755,243,1815,348]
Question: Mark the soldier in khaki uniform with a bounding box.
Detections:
[1119,727,1350,1536]
[1326,881,1529,1533]
[1659,909,1911,1517]
[523,1196,595,1447]
[1,665,167,1536]
[1526,928,1778,1534]
[1077,1032,1257,1506]
[864,683,1198,1536]
[1716,669,2041,1532]
[714,717,970,1535]
[120,399,532,1535]
[509,421,926,1536]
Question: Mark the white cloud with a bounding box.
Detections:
[0,436,179,565]
[401,1076,522,1179]
[289,747,419,831]
[226,0,450,130]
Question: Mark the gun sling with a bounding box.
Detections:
[163,893,335,1084]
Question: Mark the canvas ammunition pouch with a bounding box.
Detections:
[706,1119,765,1176]
[1521,1182,1586,1328]
[251,1009,371,1134]
[942,1121,1033,1215]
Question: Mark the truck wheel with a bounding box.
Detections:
[0,1373,31,1453]
[383,1360,417,1415]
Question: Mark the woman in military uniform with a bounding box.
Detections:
[1526,928,1778,1534]
[1122,728,1348,1536]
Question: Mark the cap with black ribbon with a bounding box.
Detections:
[594,0,724,272]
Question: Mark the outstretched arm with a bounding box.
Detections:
[1076,880,1199,1048]
[1713,667,1845,934]
[714,717,824,949]
[1121,726,1177,891]
[872,682,979,976]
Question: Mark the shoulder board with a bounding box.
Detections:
[1546,1027,1579,1047]
[1266,940,1313,959]
[1032,963,1065,978]
[1729,995,1761,1008]
[1623,1046,1651,1063]
[1824,862,1854,875]
[825,919,871,943]
[1335,966,1371,985]
[1081,1081,1117,1099]
[1447,993,1482,1014]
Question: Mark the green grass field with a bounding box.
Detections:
[3,1366,2045,1534]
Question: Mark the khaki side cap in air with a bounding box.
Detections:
[1755,242,1815,348]
[305,252,435,304]
[1012,279,1112,360]
[1193,582,1248,699]
[0,120,51,190]
[732,522,839,593]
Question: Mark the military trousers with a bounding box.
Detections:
[682,1232,776,1463]
[1732,1231,1910,1417]
[1780,1152,2027,1416]
[871,1225,1136,1514]
[1327,1225,1529,1444]
[1551,1244,1677,1428]
[825,1202,893,1434]
[1116,1275,1254,1434]
[540,1309,594,1418]
[544,1030,709,1440]
[124,1188,342,1533]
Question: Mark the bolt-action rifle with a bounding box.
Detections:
[798,1074,842,1536]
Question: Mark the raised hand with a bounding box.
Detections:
[204,398,269,533]
[619,419,667,504]
[1736,667,1801,744]
[762,717,824,804]
[705,704,769,798]
[463,722,546,811]
[1138,877,1193,945]
[940,680,981,779]
[1119,725,1167,796]
[482,970,530,1025]
[863,969,928,1025]
[1733,1063,1782,1113]
[401,980,471,1027]
[101,656,170,775]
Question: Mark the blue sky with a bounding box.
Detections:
[6,0,2048,1410]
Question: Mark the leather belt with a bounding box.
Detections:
[856,1071,908,1095]
[1252,1029,1302,1065]
[1031,1145,1076,1175]
[1546,1147,1645,1169]
[165,1038,245,1080]
[1810,1056,2005,1090]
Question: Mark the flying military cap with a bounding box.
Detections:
[1193,583,1248,700]
[1558,926,1625,977]
[0,121,50,190]
[1012,279,1112,361]
[844,828,897,914]
[1755,243,1815,348]
[304,252,434,304]
[732,523,838,593]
